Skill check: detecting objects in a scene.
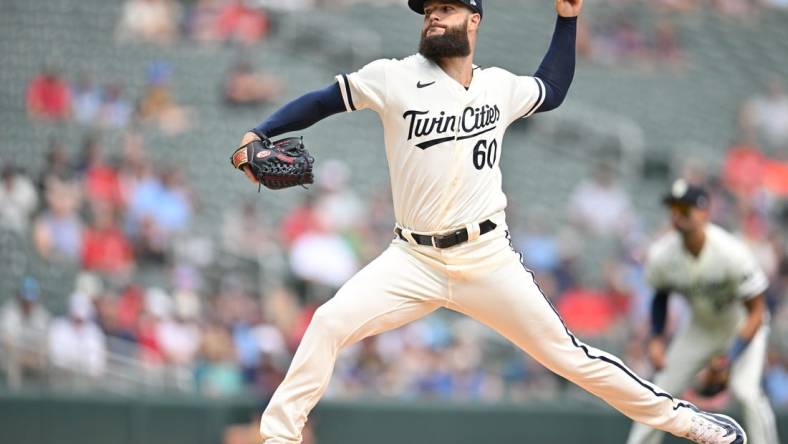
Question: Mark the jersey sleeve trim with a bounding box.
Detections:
[521,77,545,119]
[336,74,357,112]
[738,271,769,300]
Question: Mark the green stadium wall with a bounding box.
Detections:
[0,393,785,444]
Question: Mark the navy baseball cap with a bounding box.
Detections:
[408,0,483,18]
[662,179,710,209]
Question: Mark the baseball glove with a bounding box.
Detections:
[695,357,730,398]
[230,135,314,190]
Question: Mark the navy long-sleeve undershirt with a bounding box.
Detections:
[251,15,577,137]
[533,15,577,113]
[252,82,346,139]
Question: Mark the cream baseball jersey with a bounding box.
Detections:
[336,54,545,233]
[645,224,768,328]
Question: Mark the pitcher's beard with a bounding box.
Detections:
[419,22,471,62]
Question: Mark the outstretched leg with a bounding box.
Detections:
[627,323,719,444]
[449,251,744,443]
[260,244,446,443]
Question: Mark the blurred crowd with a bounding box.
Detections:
[3,79,788,406]
[26,58,281,133]
[108,0,788,75]
[575,0,788,70]
[26,62,194,134]
[2,0,787,421]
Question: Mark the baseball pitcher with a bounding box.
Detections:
[626,180,779,444]
[231,1,747,443]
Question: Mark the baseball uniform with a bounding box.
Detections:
[627,224,779,444]
[247,4,745,443]
[258,52,706,443]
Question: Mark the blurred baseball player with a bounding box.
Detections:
[233,1,747,443]
[627,180,779,444]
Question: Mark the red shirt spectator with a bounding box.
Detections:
[117,284,145,333]
[82,226,135,274]
[762,159,788,197]
[81,205,134,275]
[722,143,766,198]
[85,164,124,209]
[136,312,164,363]
[280,198,321,247]
[213,0,268,45]
[556,288,618,337]
[26,70,72,120]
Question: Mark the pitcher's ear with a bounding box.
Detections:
[469,13,481,30]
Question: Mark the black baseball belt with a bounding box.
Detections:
[395,220,497,249]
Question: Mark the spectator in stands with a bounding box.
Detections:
[135,287,172,363]
[740,78,788,153]
[72,74,102,125]
[567,161,635,238]
[38,139,76,196]
[314,159,365,233]
[280,194,322,247]
[260,286,310,351]
[249,319,288,391]
[652,19,683,67]
[147,274,202,371]
[98,83,133,129]
[196,322,243,397]
[80,135,125,210]
[125,165,166,263]
[138,61,192,134]
[722,133,766,201]
[116,0,180,46]
[81,203,135,278]
[222,62,282,107]
[223,200,272,258]
[229,296,265,382]
[26,67,72,121]
[593,14,649,65]
[141,167,192,234]
[48,292,107,379]
[111,283,143,338]
[513,213,560,275]
[94,291,137,355]
[33,176,83,262]
[0,162,38,236]
[157,302,202,368]
[0,277,51,389]
[186,0,220,43]
[555,287,619,337]
[583,14,687,70]
[288,222,360,293]
[212,0,270,46]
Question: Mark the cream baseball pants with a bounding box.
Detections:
[261,216,697,443]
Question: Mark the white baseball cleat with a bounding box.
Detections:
[685,407,747,444]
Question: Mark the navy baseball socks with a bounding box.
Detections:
[684,405,747,444]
